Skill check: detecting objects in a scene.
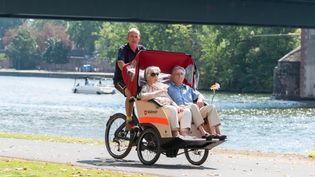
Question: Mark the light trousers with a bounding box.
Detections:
[178,107,192,129]
[163,105,191,130]
[188,104,220,128]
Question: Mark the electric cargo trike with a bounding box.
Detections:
[105,50,225,165]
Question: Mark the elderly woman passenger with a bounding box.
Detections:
[140,66,191,137]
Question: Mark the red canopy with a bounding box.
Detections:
[122,50,197,96]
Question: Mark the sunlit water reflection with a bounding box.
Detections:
[0,76,314,154]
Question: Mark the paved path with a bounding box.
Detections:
[0,138,314,177]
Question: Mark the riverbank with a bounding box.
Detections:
[1,131,314,159]
[0,69,113,78]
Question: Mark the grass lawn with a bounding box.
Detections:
[0,131,156,177]
[309,148,315,158]
[0,131,103,144]
[0,157,154,177]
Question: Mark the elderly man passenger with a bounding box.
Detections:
[139,66,191,137]
[167,66,226,140]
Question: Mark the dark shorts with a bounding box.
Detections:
[114,80,126,97]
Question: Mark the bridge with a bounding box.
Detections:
[0,0,315,99]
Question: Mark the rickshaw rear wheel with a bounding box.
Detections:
[184,148,209,166]
[137,128,161,165]
[105,113,134,159]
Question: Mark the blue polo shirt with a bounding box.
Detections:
[167,82,201,106]
[113,43,145,83]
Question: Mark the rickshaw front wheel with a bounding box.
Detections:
[105,113,134,159]
[184,148,209,166]
[137,128,161,165]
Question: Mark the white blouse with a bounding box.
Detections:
[140,82,173,106]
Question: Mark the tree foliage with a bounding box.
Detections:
[3,20,72,68]
[43,38,70,64]
[95,22,130,64]
[197,26,299,92]
[95,23,299,92]
[5,29,39,69]
[0,18,24,48]
[67,21,102,53]
[2,19,300,92]
[28,21,72,53]
[95,23,200,64]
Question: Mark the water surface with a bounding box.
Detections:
[0,76,314,155]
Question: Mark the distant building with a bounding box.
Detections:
[273,47,300,99]
[273,30,315,100]
[67,48,93,60]
[0,47,114,72]
[41,48,114,72]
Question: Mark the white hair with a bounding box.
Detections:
[128,28,140,36]
[171,65,186,74]
[144,66,160,81]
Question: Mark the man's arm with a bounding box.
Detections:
[191,88,205,108]
[117,60,125,71]
[117,46,126,71]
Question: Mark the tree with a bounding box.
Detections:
[95,22,299,92]
[197,26,299,91]
[67,21,102,53]
[95,22,130,64]
[5,29,39,69]
[43,38,70,64]
[27,19,67,29]
[29,21,72,53]
[0,18,24,48]
[95,22,199,64]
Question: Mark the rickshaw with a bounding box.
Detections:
[105,50,225,165]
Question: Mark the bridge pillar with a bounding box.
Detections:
[301,29,315,99]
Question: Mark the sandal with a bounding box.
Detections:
[201,133,213,141]
[213,134,227,141]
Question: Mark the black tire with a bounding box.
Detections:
[73,89,77,93]
[184,148,209,166]
[137,128,161,165]
[105,113,134,159]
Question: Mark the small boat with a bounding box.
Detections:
[72,77,116,94]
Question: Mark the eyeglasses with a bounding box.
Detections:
[150,72,159,77]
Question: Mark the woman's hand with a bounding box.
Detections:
[152,88,166,97]
[158,88,167,94]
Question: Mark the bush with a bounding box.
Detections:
[0,53,6,61]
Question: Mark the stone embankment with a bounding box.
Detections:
[0,69,113,79]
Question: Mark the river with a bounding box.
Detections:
[0,76,314,155]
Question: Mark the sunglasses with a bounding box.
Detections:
[150,72,160,77]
